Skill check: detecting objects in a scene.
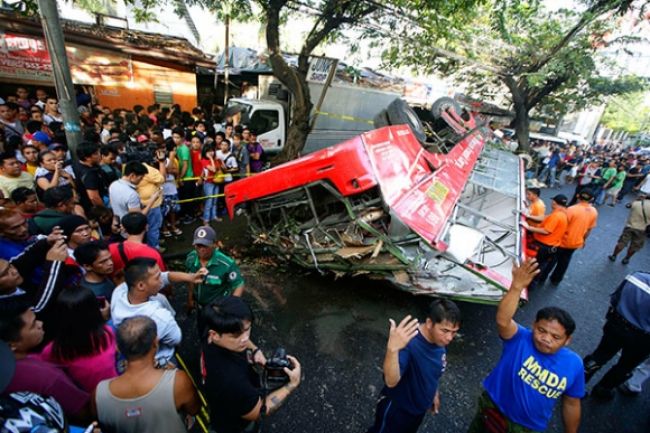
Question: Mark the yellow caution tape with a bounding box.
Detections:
[314,110,374,125]
[180,172,249,182]
[175,353,210,432]
[172,171,260,203]
[175,353,209,407]
[173,193,225,204]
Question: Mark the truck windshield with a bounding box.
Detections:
[225,101,253,121]
[249,109,280,135]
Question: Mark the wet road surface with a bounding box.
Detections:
[167,185,650,433]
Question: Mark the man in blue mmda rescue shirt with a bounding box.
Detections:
[468,259,585,433]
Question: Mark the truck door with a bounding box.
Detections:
[249,107,285,153]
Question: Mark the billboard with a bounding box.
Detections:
[0,32,52,81]
[0,31,133,84]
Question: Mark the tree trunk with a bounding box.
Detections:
[281,91,312,162]
[276,55,312,163]
[503,76,531,153]
[265,0,313,164]
[511,103,530,153]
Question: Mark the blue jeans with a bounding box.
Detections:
[538,165,557,187]
[202,182,219,222]
[595,186,607,206]
[146,206,163,248]
[366,394,425,433]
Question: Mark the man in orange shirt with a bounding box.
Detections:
[523,187,546,227]
[549,190,598,285]
[521,194,568,289]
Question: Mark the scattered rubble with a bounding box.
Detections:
[227,100,527,304]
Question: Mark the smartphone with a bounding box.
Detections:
[96,296,107,308]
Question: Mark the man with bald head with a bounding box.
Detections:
[93,316,200,432]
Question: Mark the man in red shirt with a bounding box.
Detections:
[108,212,165,276]
[548,190,598,285]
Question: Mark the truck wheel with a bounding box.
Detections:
[386,99,427,143]
[373,109,391,128]
[431,97,461,119]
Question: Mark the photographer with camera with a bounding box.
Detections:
[201,296,301,433]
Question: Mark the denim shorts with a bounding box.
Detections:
[162,194,181,216]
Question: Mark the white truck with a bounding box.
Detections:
[226,75,403,155]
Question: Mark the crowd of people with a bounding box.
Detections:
[519,139,650,409]
[524,139,650,272]
[0,87,267,252]
[531,139,650,207]
[0,88,290,433]
[0,86,649,433]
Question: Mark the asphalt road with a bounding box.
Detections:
[168,184,650,433]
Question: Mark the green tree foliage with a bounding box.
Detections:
[601,91,650,133]
[383,0,647,150]
[125,0,482,161]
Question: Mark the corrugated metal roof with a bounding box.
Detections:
[0,10,214,70]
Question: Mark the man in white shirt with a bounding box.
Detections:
[43,97,63,125]
[100,118,115,144]
[216,140,239,183]
[110,257,206,366]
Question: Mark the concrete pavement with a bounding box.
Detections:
[168,184,649,433]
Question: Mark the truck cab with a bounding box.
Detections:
[226,98,286,153]
[227,76,401,155]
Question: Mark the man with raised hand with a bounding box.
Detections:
[367,299,461,433]
[468,259,584,433]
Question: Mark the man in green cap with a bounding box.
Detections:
[185,225,245,315]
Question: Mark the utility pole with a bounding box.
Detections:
[37,0,82,157]
[223,3,231,107]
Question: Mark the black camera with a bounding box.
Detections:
[265,347,292,385]
[124,142,158,165]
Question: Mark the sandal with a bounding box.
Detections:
[172,227,183,236]
[161,230,172,238]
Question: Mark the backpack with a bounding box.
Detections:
[641,200,650,236]
[0,392,67,432]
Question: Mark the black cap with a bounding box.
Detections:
[578,189,593,201]
[59,214,89,239]
[551,194,568,206]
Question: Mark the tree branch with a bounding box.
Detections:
[502,75,526,109]
[265,0,303,94]
[521,0,628,74]
[301,1,377,59]
[527,74,571,108]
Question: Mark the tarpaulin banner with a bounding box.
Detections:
[0,31,133,84]
[0,32,52,81]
